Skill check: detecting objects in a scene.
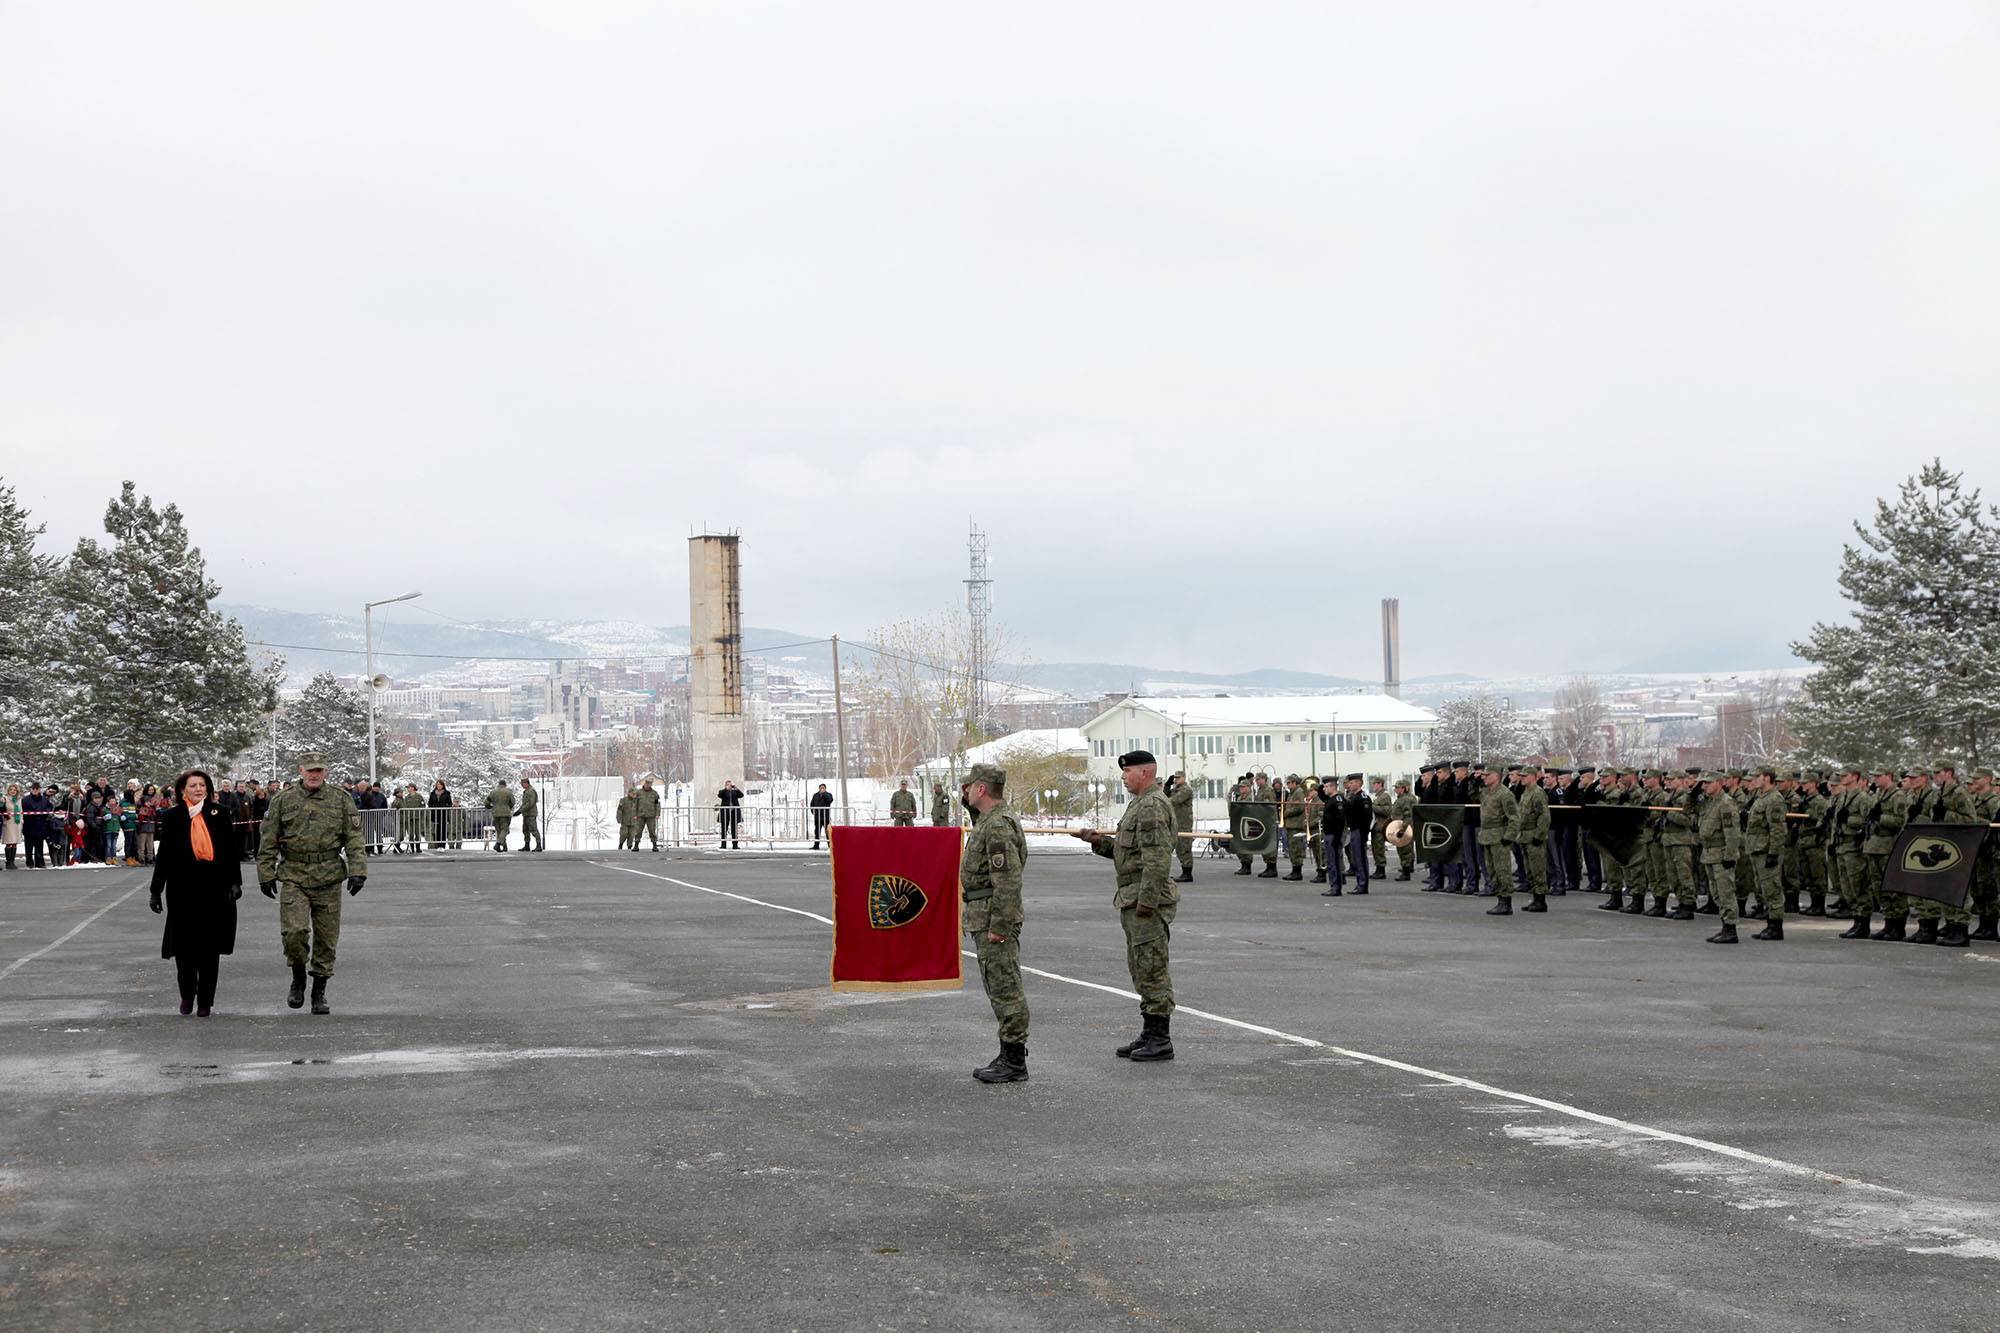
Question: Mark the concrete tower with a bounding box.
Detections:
[1381,597,1402,699]
[688,533,746,821]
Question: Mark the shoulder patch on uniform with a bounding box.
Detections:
[991,851,1008,869]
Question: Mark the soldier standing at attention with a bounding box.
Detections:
[257,753,366,1015]
[1316,777,1346,896]
[1479,765,1521,915]
[1250,773,1279,878]
[1366,777,1392,879]
[930,781,952,827]
[633,778,662,850]
[1656,772,1699,921]
[1911,761,1978,947]
[487,778,516,852]
[1969,768,1999,941]
[1303,774,1325,883]
[960,763,1030,1083]
[1390,778,1417,880]
[1074,750,1178,1062]
[1741,767,1788,938]
[1513,763,1553,912]
[1281,774,1309,881]
[1459,762,1487,895]
[1793,770,1830,916]
[616,786,636,851]
[1697,773,1744,944]
[518,777,543,853]
[1341,774,1373,894]
[1230,775,1256,877]
[1166,770,1195,884]
[1855,766,1907,938]
[889,780,917,827]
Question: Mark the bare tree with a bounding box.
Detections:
[1549,675,1608,765]
[852,610,1016,780]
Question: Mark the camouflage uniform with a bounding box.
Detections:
[930,785,952,827]
[1971,773,1999,938]
[615,791,636,850]
[257,781,367,978]
[1477,779,1520,898]
[1650,781,1696,913]
[1829,776,1867,917]
[1742,779,1789,922]
[1092,779,1178,1016]
[889,786,917,827]
[1861,779,1912,927]
[1390,783,1417,877]
[1912,772,1979,931]
[960,778,1028,1045]
[1369,783,1392,877]
[518,782,542,852]
[487,782,516,850]
[1281,777,1309,878]
[1304,777,1325,880]
[1168,779,1195,875]
[633,783,662,849]
[1792,778,1830,912]
[1514,774,1551,902]
[1696,778,1743,928]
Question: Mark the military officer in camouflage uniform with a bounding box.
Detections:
[1856,766,1910,939]
[1623,771,1665,916]
[1478,766,1522,915]
[1368,777,1393,879]
[1304,776,1326,883]
[930,782,952,827]
[1167,771,1195,883]
[1696,772,1744,943]
[1251,774,1280,878]
[518,777,543,853]
[633,778,662,850]
[487,778,516,852]
[1792,771,1829,915]
[1969,768,1999,941]
[1911,761,1979,946]
[959,763,1030,1083]
[1739,767,1789,936]
[257,753,367,1015]
[1513,764,1553,912]
[615,787,636,851]
[889,781,917,827]
[1829,765,1867,927]
[1389,778,1417,880]
[1281,774,1309,881]
[1075,750,1178,1062]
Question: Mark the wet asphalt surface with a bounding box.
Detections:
[3,848,1999,1332]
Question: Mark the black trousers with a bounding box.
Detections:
[174,952,221,1005]
[26,833,47,868]
[720,812,741,847]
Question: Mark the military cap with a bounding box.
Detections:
[1577,766,1596,775]
[1727,768,1746,779]
[1344,772,1363,782]
[1394,776,1409,787]
[1517,763,1540,775]
[1840,762,1864,775]
[1871,762,1896,776]
[297,752,328,771]
[1931,758,1959,772]
[964,763,1006,789]
[1974,767,1995,780]
[1117,749,1156,768]
[1450,759,1469,768]
[1682,766,1701,776]
[1700,771,1724,783]
[1287,773,1301,782]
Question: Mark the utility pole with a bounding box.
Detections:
[831,635,851,820]
[363,590,421,787]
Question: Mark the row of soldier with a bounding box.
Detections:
[1213,772,1419,891]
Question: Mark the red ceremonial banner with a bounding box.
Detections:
[829,825,964,992]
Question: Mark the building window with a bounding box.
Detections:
[1235,734,1271,754]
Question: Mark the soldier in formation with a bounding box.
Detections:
[959,763,1029,1083]
[1166,771,1196,883]
[256,753,366,1015]
[889,780,917,827]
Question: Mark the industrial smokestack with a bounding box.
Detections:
[1381,597,1401,698]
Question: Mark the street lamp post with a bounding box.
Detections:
[364,591,422,788]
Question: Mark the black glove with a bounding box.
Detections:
[149,892,162,914]
[347,876,365,896]
[1764,856,1778,870]
[1723,860,1736,870]
[260,880,278,899]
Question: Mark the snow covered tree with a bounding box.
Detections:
[444,729,519,794]
[276,671,393,779]
[1427,692,1541,766]
[1548,675,1608,765]
[0,481,61,772]
[45,482,282,778]
[1791,460,2000,766]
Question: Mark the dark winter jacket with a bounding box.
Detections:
[149,800,243,958]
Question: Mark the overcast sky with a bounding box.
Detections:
[4,2,1994,677]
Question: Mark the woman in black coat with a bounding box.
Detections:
[148,769,243,1016]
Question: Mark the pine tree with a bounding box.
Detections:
[445,729,519,795]
[276,671,393,779]
[1427,693,1542,766]
[0,481,61,772]
[1791,460,2000,766]
[47,482,282,778]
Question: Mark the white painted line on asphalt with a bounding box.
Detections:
[0,880,150,984]
[593,861,1902,1198]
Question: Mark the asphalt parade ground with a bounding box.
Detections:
[4,849,1999,1333]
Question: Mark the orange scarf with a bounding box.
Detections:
[187,803,214,862]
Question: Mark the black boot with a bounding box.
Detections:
[1312,869,1326,883]
[1522,894,1547,913]
[287,962,306,1010]
[1736,894,1749,919]
[1485,898,1512,916]
[1258,866,1278,879]
[1284,868,1303,881]
[1876,916,1907,942]
[1838,915,1872,940]
[1939,922,1970,948]
[1115,1009,1148,1058]
[973,1042,1028,1083]
[310,975,330,1015]
[1395,869,1412,881]
[1783,890,1800,915]
[1752,920,1784,941]
[1319,885,1342,897]
[1550,886,1566,897]
[1696,898,1720,915]
[1352,884,1368,895]
[1672,903,1695,921]
[1910,919,1939,945]
[1803,892,1826,917]
[1621,896,1646,915]
[1972,915,1999,942]
[1128,1014,1174,1062]
[1175,867,1193,883]
[1645,898,1667,918]
[1706,923,1738,944]
[1598,891,1624,911]
[1234,864,1252,876]
[1745,901,1767,920]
